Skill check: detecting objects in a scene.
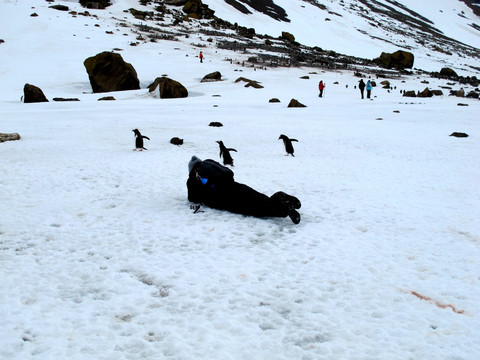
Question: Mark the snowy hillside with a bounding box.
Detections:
[1,0,479,360]
[202,0,480,72]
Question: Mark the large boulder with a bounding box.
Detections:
[374,50,414,69]
[23,83,49,103]
[148,77,188,98]
[84,51,140,93]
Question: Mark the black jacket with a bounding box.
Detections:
[187,159,288,218]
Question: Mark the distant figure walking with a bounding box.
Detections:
[318,80,325,97]
[358,79,366,99]
[199,51,204,63]
[366,80,372,99]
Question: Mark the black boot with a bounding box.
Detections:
[288,208,301,224]
[271,191,301,209]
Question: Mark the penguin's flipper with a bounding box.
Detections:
[227,148,237,152]
[143,136,150,140]
[291,139,299,142]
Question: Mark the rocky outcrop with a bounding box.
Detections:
[201,71,222,82]
[182,0,215,19]
[374,50,414,69]
[84,52,140,93]
[235,77,263,88]
[148,77,188,98]
[439,67,458,78]
[23,83,49,103]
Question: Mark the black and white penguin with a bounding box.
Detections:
[278,134,298,156]
[216,140,237,166]
[132,129,150,151]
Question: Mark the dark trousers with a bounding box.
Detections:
[188,179,288,218]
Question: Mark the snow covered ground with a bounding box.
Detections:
[1,1,479,359]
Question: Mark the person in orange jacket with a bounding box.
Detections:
[318,80,325,97]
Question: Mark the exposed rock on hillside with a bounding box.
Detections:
[374,51,414,69]
[84,52,140,93]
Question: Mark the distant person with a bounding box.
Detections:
[187,156,301,224]
[366,80,372,99]
[199,51,204,63]
[318,80,325,97]
[358,79,366,99]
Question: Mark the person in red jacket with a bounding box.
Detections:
[199,51,204,63]
[318,80,325,97]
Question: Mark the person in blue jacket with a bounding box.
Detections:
[187,156,301,224]
[366,80,373,99]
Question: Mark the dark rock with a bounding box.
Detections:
[49,5,69,11]
[84,51,140,93]
[165,0,187,5]
[417,87,433,98]
[403,90,416,97]
[374,50,414,69]
[466,91,479,98]
[235,77,263,88]
[288,99,306,108]
[53,97,80,102]
[449,132,468,137]
[23,84,49,103]
[269,98,281,103]
[0,133,21,143]
[457,103,469,106]
[209,122,223,127]
[440,67,458,78]
[300,76,310,79]
[281,31,295,43]
[98,96,115,101]
[431,90,444,96]
[182,0,215,19]
[129,8,153,20]
[148,77,188,98]
[30,13,38,17]
[79,0,111,9]
[170,137,184,145]
[201,71,222,82]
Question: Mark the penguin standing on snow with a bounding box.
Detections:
[216,140,237,166]
[132,129,150,151]
[278,134,298,156]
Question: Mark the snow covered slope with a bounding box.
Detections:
[1,1,479,360]
[203,0,480,71]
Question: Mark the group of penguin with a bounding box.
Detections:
[132,128,299,166]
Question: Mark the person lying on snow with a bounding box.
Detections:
[187,156,301,224]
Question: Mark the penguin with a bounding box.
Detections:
[216,140,237,166]
[278,134,298,156]
[132,129,150,151]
